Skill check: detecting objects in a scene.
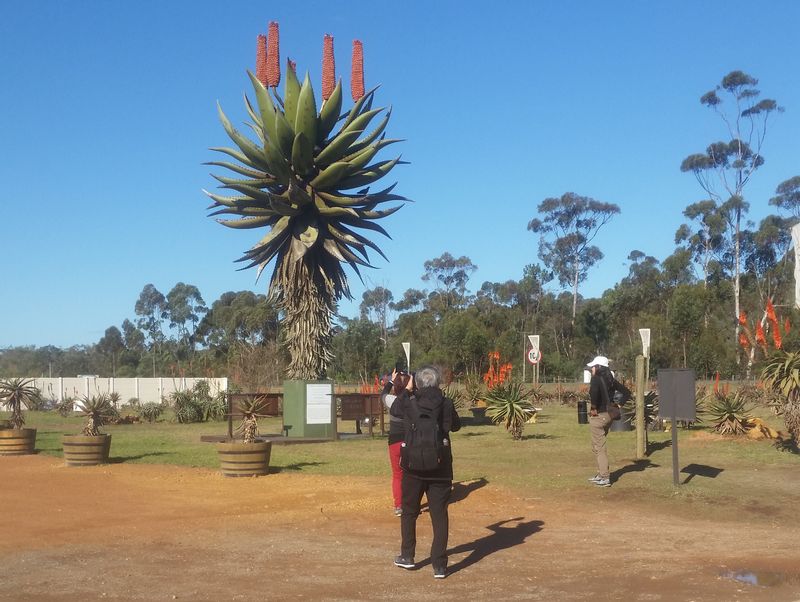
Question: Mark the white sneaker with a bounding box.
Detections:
[588,474,603,483]
[593,478,611,487]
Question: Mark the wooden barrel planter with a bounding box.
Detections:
[0,428,37,455]
[62,434,112,466]
[217,440,272,477]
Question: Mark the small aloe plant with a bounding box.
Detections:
[485,381,535,440]
[76,394,117,436]
[703,390,754,436]
[237,396,272,443]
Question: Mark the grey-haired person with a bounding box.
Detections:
[390,365,461,579]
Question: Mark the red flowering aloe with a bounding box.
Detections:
[206,24,407,379]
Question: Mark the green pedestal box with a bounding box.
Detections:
[282,380,336,439]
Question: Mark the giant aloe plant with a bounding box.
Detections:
[205,24,407,379]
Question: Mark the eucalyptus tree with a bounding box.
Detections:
[359,285,394,345]
[330,317,383,381]
[197,291,279,351]
[134,284,167,376]
[391,288,426,312]
[121,319,145,353]
[769,176,800,223]
[96,326,125,377]
[680,70,782,354]
[165,283,208,352]
[421,252,478,314]
[741,215,794,304]
[527,192,620,325]
[674,200,725,287]
[669,285,708,368]
[205,24,407,379]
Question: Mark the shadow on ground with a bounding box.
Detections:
[611,459,659,483]
[109,452,170,463]
[271,461,326,472]
[451,477,488,504]
[443,517,545,574]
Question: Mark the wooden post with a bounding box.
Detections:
[635,355,646,459]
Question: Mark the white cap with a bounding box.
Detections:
[586,356,609,368]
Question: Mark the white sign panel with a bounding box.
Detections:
[639,328,651,358]
[528,335,540,353]
[306,383,332,425]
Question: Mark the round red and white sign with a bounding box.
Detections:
[527,348,542,365]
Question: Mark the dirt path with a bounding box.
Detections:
[2,455,799,601]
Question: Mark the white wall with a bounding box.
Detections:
[30,377,228,406]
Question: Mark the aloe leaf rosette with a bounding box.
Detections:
[205,29,407,380]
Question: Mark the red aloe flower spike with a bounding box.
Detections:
[755,321,767,347]
[773,327,783,349]
[266,21,281,88]
[738,311,748,327]
[256,34,268,85]
[322,34,335,101]
[766,298,778,324]
[351,40,364,101]
[784,317,791,334]
[738,332,750,349]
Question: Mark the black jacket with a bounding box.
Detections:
[589,367,631,412]
[390,386,461,480]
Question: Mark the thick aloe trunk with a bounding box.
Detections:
[275,258,336,380]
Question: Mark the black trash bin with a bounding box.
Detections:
[577,400,588,424]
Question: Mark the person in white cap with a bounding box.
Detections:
[585,356,630,487]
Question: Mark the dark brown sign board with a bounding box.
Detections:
[657,369,696,486]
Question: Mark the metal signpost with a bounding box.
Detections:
[526,335,540,385]
[657,368,696,486]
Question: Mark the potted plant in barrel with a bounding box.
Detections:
[217,396,272,477]
[0,378,42,455]
[62,394,116,466]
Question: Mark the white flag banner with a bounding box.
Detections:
[793,224,800,309]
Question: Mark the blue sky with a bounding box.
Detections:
[2,1,798,348]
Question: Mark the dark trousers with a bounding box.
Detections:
[400,473,451,568]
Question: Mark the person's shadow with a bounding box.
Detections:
[450,477,488,504]
[610,459,658,484]
[443,517,544,574]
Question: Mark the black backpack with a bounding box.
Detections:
[400,397,445,472]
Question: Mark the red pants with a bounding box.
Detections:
[389,441,403,507]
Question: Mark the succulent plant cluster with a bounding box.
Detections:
[206,22,407,379]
